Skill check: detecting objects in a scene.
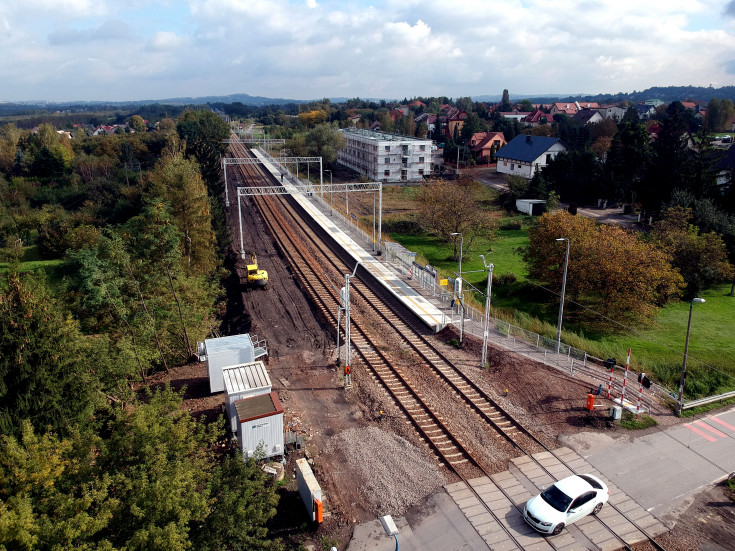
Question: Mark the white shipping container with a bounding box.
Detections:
[224,361,272,434]
[202,334,256,393]
[296,458,322,522]
[515,199,546,216]
[236,392,284,459]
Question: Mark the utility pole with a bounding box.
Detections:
[342,261,361,388]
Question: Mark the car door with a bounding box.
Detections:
[566,491,596,524]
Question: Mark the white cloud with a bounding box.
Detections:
[147,30,189,51]
[2,0,735,101]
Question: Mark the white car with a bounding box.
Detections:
[523,473,609,536]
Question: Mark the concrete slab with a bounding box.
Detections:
[347,490,489,551]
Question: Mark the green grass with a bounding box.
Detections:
[619,411,657,430]
[0,245,63,280]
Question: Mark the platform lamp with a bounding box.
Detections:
[555,237,570,354]
[677,297,705,416]
[478,255,494,369]
[450,232,464,347]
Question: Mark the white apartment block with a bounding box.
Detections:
[337,128,432,182]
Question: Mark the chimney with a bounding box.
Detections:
[575,101,581,111]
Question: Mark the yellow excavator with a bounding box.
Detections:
[246,254,268,288]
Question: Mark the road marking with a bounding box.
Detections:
[695,421,727,438]
[710,416,735,432]
[684,424,717,442]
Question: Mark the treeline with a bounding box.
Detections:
[0,111,284,549]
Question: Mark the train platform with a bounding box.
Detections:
[250,148,448,332]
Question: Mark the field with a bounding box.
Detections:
[0,245,63,278]
[380,181,735,398]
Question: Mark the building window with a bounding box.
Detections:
[419,145,426,151]
[418,168,424,176]
[511,164,514,170]
[384,170,390,177]
[504,162,508,166]
[384,158,390,164]
[419,156,424,163]
[385,145,390,152]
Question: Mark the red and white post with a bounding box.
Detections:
[607,362,614,399]
[620,348,631,405]
[636,374,644,419]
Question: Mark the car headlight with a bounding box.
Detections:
[539,521,552,527]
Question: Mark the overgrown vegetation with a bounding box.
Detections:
[0,109,283,548]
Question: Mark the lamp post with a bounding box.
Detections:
[555,237,570,354]
[479,254,494,368]
[324,170,333,215]
[677,297,705,416]
[450,232,464,346]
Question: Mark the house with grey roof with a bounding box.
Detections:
[495,135,567,179]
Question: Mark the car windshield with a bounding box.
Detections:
[540,485,573,512]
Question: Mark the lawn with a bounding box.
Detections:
[0,245,63,281]
[383,183,735,398]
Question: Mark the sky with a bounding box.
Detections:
[2,0,735,103]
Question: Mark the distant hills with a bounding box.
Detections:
[2,85,735,111]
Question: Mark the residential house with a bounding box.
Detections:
[389,109,405,122]
[634,104,656,120]
[549,102,599,117]
[443,108,468,138]
[573,109,604,125]
[598,105,626,120]
[470,132,506,161]
[499,110,531,122]
[524,109,550,127]
[495,135,567,179]
[415,113,436,134]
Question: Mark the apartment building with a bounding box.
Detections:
[337,128,433,182]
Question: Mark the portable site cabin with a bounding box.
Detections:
[235,391,284,459]
[223,361,272,434]
[197,333,268,393]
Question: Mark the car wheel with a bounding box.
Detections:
[551,523,565,536]
[593,502,603,515]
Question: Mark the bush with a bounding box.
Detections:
[498,272,517,286]
[568,202,578,215]
[501,219,523,230]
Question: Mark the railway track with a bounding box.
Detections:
[224,141,668,551]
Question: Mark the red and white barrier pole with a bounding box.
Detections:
[636,375,644,419]
[607,363,614,399]
[620,348,631,405]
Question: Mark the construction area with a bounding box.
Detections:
[149,157,735,551]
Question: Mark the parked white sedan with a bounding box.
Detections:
[523,474,609,536]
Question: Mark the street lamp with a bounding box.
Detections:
[450,232,464,346]
[555,237,570,354]
[325,169,333,215]
[479,254,494,368]
[677,297,705,416]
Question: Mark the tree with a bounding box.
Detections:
[519,99,534,112]
[416,175,496,259]
[705,98,735,132]
[500,89,512,112]
[303,123,346,166]
[130,115,146,133]
[650,207,733,296]
[525,211,684,322]
[176,109,229,196]
[604,115,650,203]
[0,273,100,437]
[542,150,604,204]
[146,153,217,275]
[460,113,484,143]
[641,102,693,211]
